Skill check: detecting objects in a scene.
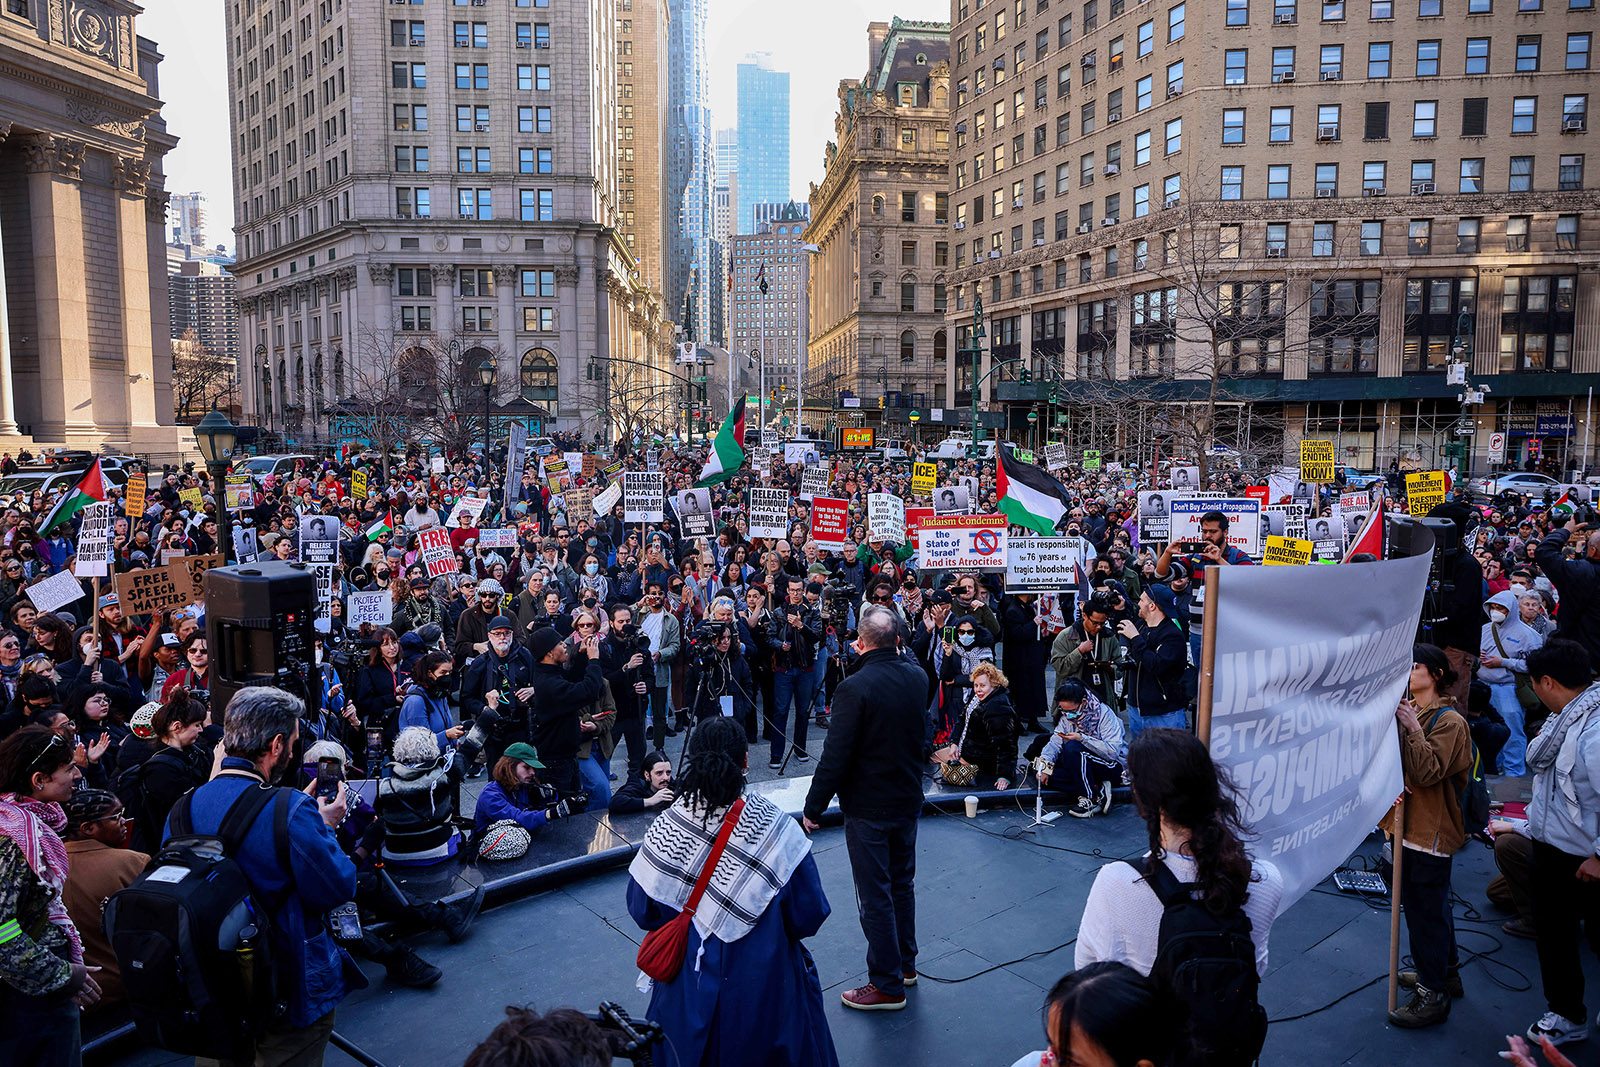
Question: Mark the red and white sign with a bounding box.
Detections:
[810,496,850,550]
[905,506,934,549]
[417,526,457,577]
[1488,432,1507,463]
[1244,485,1270,507]
[917,513,1009,571]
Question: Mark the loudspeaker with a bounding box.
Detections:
[204,561,321,720]
[1385,515,1446,560]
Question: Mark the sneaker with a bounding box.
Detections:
[1388,985,1450,1028]
[1502,917,1538,941]
[1097,779,1114,815]
[768,759,782,771]
[433,885,486,944]
[841,983,906,1011]
[1528,1012,1590,1046]
[795,749,810,763]
[1399,968,1464,999]
[902,969,918,987]
[386,945,443,989]
[464,762,486,779]
[1068,796,1099,819]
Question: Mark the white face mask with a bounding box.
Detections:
[1488,608,1509,624]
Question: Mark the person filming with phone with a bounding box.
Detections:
[1154,510,1252,667]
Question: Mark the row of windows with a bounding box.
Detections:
[1212,155,1586,201]
[392,186,555,221]
[1224,0,1591,25]
[1214,214,1580,257]
[387,20,550,48]
[391,104,554,132]
[392,145,557,174]
[1220,35,1592,86]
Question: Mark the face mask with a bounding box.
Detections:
[314,647,324,665]
[585,562,599,575]
[1488,608,1509,624]
[957,633,976,648]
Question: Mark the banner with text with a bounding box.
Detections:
[868,493,906,545]
[73,502,113,578]
[917,514,1008,571]
[911,462,937,496]
[1299,439,1336,484]
[1005,537,1082,593]
[1406,471,1447,516]
[1169,498,1262,556]
[623,471,665,523]
[417,527,457,578]
[810,497,850,550]
[747,487,790,539]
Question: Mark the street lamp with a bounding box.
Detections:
[478,357,496,459]
[1028,408,1040,451]
[193,405,238,563]
[909,409,920,445]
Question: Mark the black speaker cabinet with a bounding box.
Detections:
[204,561,321,720]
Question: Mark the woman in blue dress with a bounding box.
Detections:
[627,717,839,1067]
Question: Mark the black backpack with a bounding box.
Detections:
[1426,705,1492,838]
[1139,860,1267,1067]
[105,781,293,1061]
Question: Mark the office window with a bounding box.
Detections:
[1166,59,1184,92]
[1169,3,1185,39]
[518,188,553,221]
[1268,164,1291,197]
[1560,153,1585,189]
[901,282,916,312]
[1408,219,1431,254]
[1369,42,1391,77]
[1270,107,1293,142]
[1415,40,1439,77]
[1462,97,1489,137]
[1513,97,1537,133]
[1221,166,1244,199]
[1420,0,1441,11]
[1460,158,1484,192]
[1322,44,1343,76]
[1223,109,1246,144]
[1225,49,1248,84]
[1316,163,1338,195]
[1361,220,1382,254]
[1465,38,1489,74]
[1324,0,1345,18]
[537,106,552,133]
[1557,214,1579,250]
[1565,95,1589,128]
[1371,0,1392,14]
[1506,215,1529,251]
[536,65,551,90]
[1227,0,1249,24]
[1364,160,1387,191]
[1516,35,1542,72]
[1365,101,1389,140]
[1469,0,1492,8]
[1569,33,1592,70]
[1137,75,1153,110]
[1134,184,1150,216]
[1266,223,1288,254]
[1138,19,1154,56]
[1413,101,1437,137]
[458,187,491,219]
[1273,47,1296,79]
[1219,224,1241,259]
[1313,221,1336,256]
[1457,218,1480,253]
[1135,130,1151,165]
[1165,118,1182,154]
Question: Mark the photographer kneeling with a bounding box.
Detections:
[474,742,573,839]
[1036,680,1127,818]
[609,750,675,814]
[684,620,754,725]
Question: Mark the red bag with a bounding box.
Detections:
[636,799,745,982]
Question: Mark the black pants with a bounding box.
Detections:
[542,756,584,804]
[0,986,80,1067]
[616,712,647,774]
[1396,847,1457,991]
[1470,718,1511,776]
[843,815,919,998]
[1532,839,1600,1022]
[751,668,774,742]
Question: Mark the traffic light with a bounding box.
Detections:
[878,395,885,410]
[1048,382,1059,403]
[1019,368,1032,384]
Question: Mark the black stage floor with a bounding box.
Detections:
[94,780,1585,1067]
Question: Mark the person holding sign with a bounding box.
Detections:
[1154,510,1252,668]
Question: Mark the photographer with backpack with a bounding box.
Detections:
[1075,727,1283,1067]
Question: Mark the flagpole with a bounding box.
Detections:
[1388,795,1407,1013]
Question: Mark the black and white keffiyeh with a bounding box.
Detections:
[629,791,811,946]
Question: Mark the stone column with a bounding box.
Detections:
[1475,267,1505,377]
[493,264,517,386]
[115,159,159,430]
[362,262,394,349]
[432,264,457,347]
[1378,268,1407,379]
[24,135,94,440]
[0,122,18,436]
[558,262,582,430]
[1574,265,1600,375]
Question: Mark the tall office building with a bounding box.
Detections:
[169,191,209,247]
[169,260,240,420]
[616,0,669,293]
[948,0,1600,469]
[224,0,671,446]
[713,126,737,244]
[728,208,810,433]
[0,2,189,455]
[736,53,791,229]
[667,0,715,347]
[809,20,951,431]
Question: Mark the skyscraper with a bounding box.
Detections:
[713,127,737,245]
[169,191,208,247]
[736,54,791,231]
[667,0,715,346]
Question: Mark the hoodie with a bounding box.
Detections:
[1479,589,1544,687]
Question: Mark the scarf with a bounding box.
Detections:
[629,792,811,948]
[1527,681,1600,828]
[0,793,84,964]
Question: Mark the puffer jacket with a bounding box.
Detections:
[375,753,465,865]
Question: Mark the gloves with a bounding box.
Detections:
[546,797,573,820]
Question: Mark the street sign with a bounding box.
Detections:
[1488,432,1507,463]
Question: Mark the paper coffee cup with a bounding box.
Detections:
[964,795,979,818]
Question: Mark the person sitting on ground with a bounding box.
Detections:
[608,750,675,814]
[1006,961,1180,1067]
[375,725,466,866]
[60,788,146,1013]
[932,661,1019,789]
[474,743,572,836]
[1037,679,1128,818]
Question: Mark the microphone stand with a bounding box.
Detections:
[1024,758,1061,833]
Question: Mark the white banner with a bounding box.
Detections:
[592,481,622,518]
[26,569,87,614]
[1169,498,1262,556]
[477,528,518,549]
[1044,443,1069,472]
[447,496,489,527]
[917,514,1008,571]
[346,590,394,628]
[1005,537,1082,593]
[785,442,821,465]
[417,526,456,577]
[73,502,113,578]
[747,487,790,539]
[623,471,664,523]
[798,466,829,501]
[867,493,905,544]
[1206,551,1429,912]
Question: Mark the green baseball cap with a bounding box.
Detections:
[502,742,546,769]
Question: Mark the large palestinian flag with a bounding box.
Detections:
[998,445,1072,535]
[696,396,747,487]
[38,461,107,536]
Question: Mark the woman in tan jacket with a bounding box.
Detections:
[1382,643,1472,1029]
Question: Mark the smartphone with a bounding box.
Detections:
[942,625,956,643]
[316,756,343,801]
[1179,542,1203,554]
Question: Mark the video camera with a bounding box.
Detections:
[585,1002,664,1066]
[687,620,732,667]
[819,577,857,626]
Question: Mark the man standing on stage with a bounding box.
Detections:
[802,605,927,1012]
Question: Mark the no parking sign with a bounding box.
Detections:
[917,514,1008,571]
[1488,432,1507,463]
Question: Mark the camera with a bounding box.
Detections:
[819,577,856,624]
[454,702,503,766]
[688,620,731,667]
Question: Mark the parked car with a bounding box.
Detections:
[0,467,130,505]
[1336,466,1386,490]
[1469,471,1594,503]
[240,453,317,485]
[928,433,996,461]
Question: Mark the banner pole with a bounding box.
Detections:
[91,576,101,655]
[1387,794,1407,1013]
[1195,564,1220,745]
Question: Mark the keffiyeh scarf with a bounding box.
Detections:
[0,793,83,963]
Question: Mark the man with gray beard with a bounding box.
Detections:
[461,615,539,770]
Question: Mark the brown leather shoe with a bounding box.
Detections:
[841,983,907,1011]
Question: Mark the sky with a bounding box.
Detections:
[137,0,951,238]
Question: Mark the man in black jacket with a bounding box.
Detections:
[803,604,928,1013]
[1536,516,1600,671]
[606,751,674,814]
[526,626,604,801]
[460,616,538,770]
[599,604,650,773]
[765,581,823,769]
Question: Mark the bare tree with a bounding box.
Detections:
[339,326,439,482]
[171,329,237,422]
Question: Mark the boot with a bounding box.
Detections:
[1388,985,1451,1028]
[1399,967,1464,999]
[420,884,485,944]
[385,945,443,989]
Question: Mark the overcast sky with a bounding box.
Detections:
[138,0,948,240]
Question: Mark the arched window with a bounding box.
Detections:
[934,85,948,108]
[294,357,305,404]
[900,330,916,362]
[872,195,884,216]
[332,349,345,396]
[520,347,557,405]
[916,53,928,64]
[934,329,948,361]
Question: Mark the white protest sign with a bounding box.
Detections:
[346,590,394,628]
[73,502,113,578]
[747,487,790,539]
[1137,491,1172,544]
[477,528,518,549]
[592,481,622,517]
[867,493,906,544]
[1168,498,1262,556]
[430,457,446,475]
[298,515,340,632]
[785,442,821,465]
[447,496,489,527]
[1206,549,1429,911]
[623,471,664,523]
[504,422,529,515]
[25,569,86,614]
[1169,465,1201,490]
[1262,503,1307,540]
[1044,443,1069,472]
[798,466,829,501]
[563,451,584,477]
[917,514,1008,571]
[1005,537,1082,593]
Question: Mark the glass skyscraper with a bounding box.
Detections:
[736,54,791,231]
[668,0,714,345]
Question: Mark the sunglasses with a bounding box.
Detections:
[27,733,68,770]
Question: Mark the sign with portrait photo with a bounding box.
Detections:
[676,488,715,538]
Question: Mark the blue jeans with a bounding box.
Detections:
[1487,682,1528,776]
[771,666,814,763]
[576,749,612,811]
[1127,702,1187,740]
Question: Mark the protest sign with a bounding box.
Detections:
[181,554,225,599]
[564,485,593,522]
[1169,498,1262,556]
[178,487,203,511]
[917,514,1008,571]
[1263,503,1307,540]
[447,496,489,527]
[1204,549,1428,910]
[1305,513,1346,561]
[1137,491,1172,544]
[810,497,850,550]
[1261,535,1314,566]
[933,484,972,516]
[601,458,625,480]
[417,527,457,577]
[478,528,518,549]
[799,466,829,501]
[1005,538,1083,593]
[232,526,258,563]
[1338,490,1372,513]
[751,452,771,481]
[1169,465,1200,490]
[1082,450,1102,470]
[541,455,570,482]
[430,457,446,475]
[905,506,934,549]
[122,473,146,518]
[747,487,790,539]
[582,453,599,478]
[73,502,113,578]
[1044,443,1069,472]
[1405,471,1447,516]
[911,462,937,496]
[115,563,193,616]
[26,569,86,614]
[563,451,584,477]
[785,442,821,465]
[868,493,906,544]
[591,481,622,517]
[225,475,253,511]
[351,469,369,501]
[1244,485,1270,508]
[298,517,339,631]
[347,590,394,628]
[676,488,715,538]
[623,471,665,522]
[1299,440,1337,485]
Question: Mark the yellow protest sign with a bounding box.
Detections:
[352,469,369,500]
[1299,440,1336,484]
[1262,535,1314,566]
[912,462,937,496]
[1406,471,1447,516]
[178,487,204,511]
[123,473,146,517]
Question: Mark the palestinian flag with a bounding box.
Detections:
[998,444,1072,535]
[1551,490,1576,518]
[366,510,396,541]
[38,460,107,536]
[696,396,747,487]
[1342,498,1385,562]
